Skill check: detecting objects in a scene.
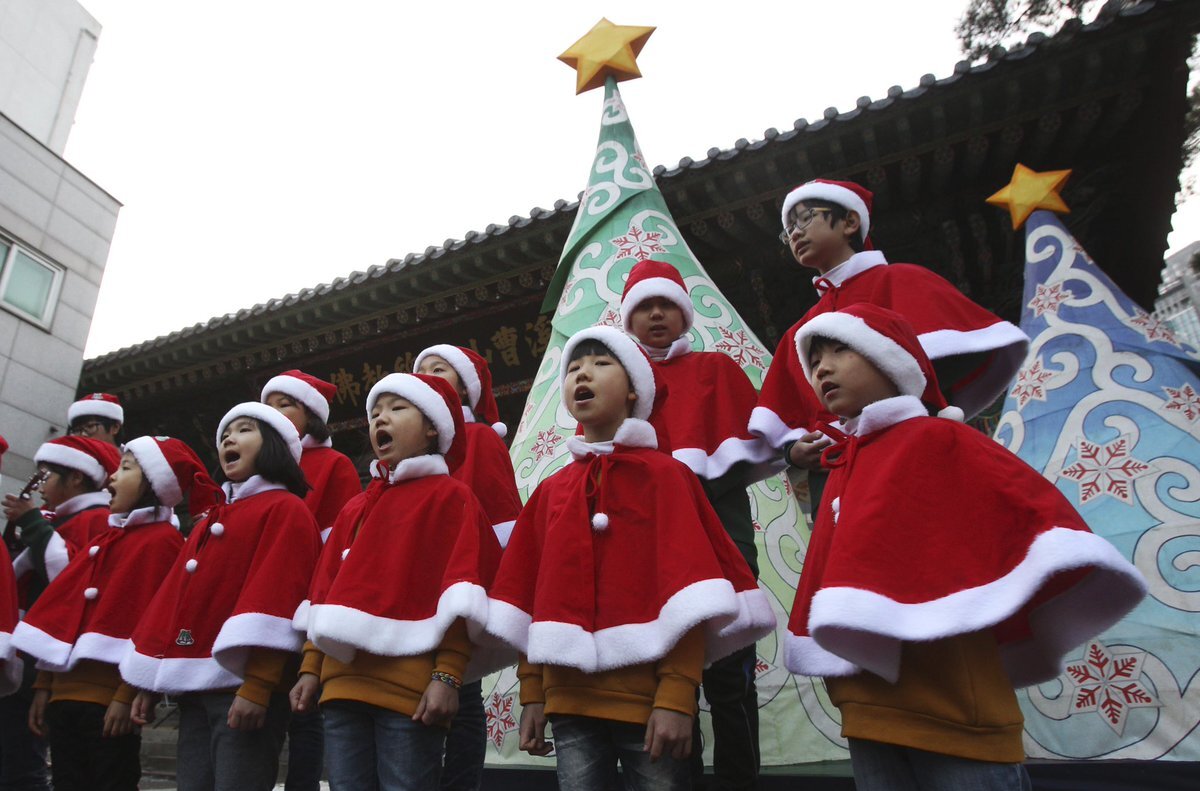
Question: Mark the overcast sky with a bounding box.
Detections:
[68,1,1200,358]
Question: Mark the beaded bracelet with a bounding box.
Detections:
[431,670,462,690]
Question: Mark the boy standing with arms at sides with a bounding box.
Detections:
[290,373,504,791]
[486,326,775,791]
[414,345,523,791]
[66,393,125,447]
[619,260,774,791]
[751,180,1028,511]
[786,304,1146,791]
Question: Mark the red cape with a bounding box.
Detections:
[14,508,182,672]
[295,455,506,679]
[485,419,775,672]
[455,420,523,547]
[120,479,321,693]
[13,494,112,609]
[652,347,774,483]
[300,445,361,535]
[751,254,1028,448]
[784,397,1146,687]
[0,547,19,695]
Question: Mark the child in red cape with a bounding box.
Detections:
[752,179,1028,510]
[786,304,1146,790]
[414,345,522,791]
[15,436,219,791]
[289,373,503,791]
[618,259,774,790]
[119,403,322,791]
[486,326,774,791]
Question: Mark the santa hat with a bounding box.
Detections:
[366,373,466,469]
[561,325,664,423]
[413,345,507,438]
[260,370,336,424]
[619,260,695,334]
[123,436,222,517]
[34,436,121,487]
[67,393,123,424]
[0,434,7,470]
[216,402,303,464]
[795,304,964,421]
[781,179,872,244]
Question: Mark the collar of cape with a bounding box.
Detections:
[842,395,928,438]
[301,435,333,450]
[638,335,693,363]
[368,453,449,484]
[108,505,179,530]
[567,418,658,461]
[221,475,286,503]
[811,250,888,291]
[53,490,112,519]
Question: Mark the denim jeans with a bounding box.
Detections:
[848,738,1032,791]
[175,690,290,791]
[323,699,446,791]
[690,645,760,790]
[440,680,485,791]
[550,714,690,791]
[45,700,140,791]
[284,706,325,791]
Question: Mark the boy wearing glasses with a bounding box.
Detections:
[750,179,1028,510]
[66,393,124,447]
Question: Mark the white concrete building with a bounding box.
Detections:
[1154,240,1200,351]
[0,0,119,485]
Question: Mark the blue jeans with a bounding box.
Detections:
[848,738,1032,791]
[550,715,690,791]
[175,690,290,791]
[323,700,446,791]
[440,680,485,791]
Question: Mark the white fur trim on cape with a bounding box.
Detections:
[50,491,111,519]
[793,528,1146,686]
[369,454,448,483]
[212,611,305,676]
[35,444,108,487]
[561,326,656,422]
[842,396,927,437]
[301,435,333,450]
[782,182,870,241]
[748,405,819,452]
[620,278,695,333]
[672,435,777,483]
[44,533,69,581]
[216,402,302,463]
[567,418,658,461]
[366,374,456,455]
[797,312,926,399]
[124,437,183,507]
[493,519,516,549]
[810,251,886,291]
[222,475,285,503]
[261,375,331,423]
[68,397,123,424]
[12,621,131,673]
[0,640,21,697]
[110,506,179,530]
[486,579,775,673]
[119,649,243,694]
[918,323,1029,419]
[415,345,482,411]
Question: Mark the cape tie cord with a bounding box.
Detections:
[813,277,836,297]
[348,476,390,547]
[582,452,616,531]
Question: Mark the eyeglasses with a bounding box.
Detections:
[68,421,104,437]
[779,208,832,243]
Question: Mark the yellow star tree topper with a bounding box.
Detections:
[558,18,655,94]
[987,163,1072,229]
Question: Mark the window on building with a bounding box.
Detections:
[0,236,63,328]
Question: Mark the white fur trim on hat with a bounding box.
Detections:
[795,313,925,399]
[34,444,108,487]
[561,326,655,422]
[415,345,481,410]
[216,402,302,463]
[781,182,870,242]
[123,437,184,507]
[67,397,123,424]
[260,375,330,423]
[366,374,455,455]
[620,277,695,334]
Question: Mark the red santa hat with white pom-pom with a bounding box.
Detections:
[781,179,873,245]
[365,373,467,471]
[67,393,124,425]
[413,345,508,439]
[795,303,965,422]
[123,436,222,518]
[619,260,695,335]
[260,370,337,424]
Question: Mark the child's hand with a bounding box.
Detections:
[644,708,692,762]
[103,699,134,738]
[789,432,833,470]
[413,676,459,728]
[27,689,49,737]
[130,691,160,725]
[289,673,320,714]
[227,695,267,731]
[518,702,553,756]
[2,493,36,522]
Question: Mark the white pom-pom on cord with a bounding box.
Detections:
[84,587,98,600]
[591,512,609,531]
[492,422,508,439]
[210,522,225,536]
[937,405,965,422]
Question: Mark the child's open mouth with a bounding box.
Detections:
[223,450,241,465]
[573,386,594,403]
[375,429,393,451]
[820,382,839,397]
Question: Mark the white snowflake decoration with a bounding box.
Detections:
[1057,433,1154,505]
[611,224,666,262]
[484,691,519,750]
[714,326,766,369]
[1063,641,1158,735]
[596,308,622,328]
[1028,281,1074,317]
[1010,356,1060,409]
[1163,382,1200,423]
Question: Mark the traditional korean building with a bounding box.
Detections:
[81,0,1200,475]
